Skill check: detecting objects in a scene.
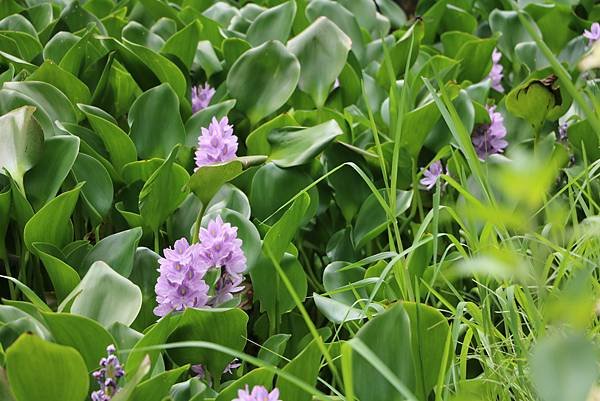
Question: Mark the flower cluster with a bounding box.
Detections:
[233,385,281,401]
[191,83,215,113]
[194,116,239,170]
[488,48,504,93]
[154,217,247,317]
[420,160,445,191]
[91,345,124,401]
[472,105,508,159]
[584,22,600,46]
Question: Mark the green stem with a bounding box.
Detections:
[191,203,207,244]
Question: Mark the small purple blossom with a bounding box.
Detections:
[191,358,241,383]
[419,160,444,190]
[194,117,239,170]
[488,48,504,93]
[472,105,508,159]
[91,345,125,401]
[233,385,281,401]
[154,239,210,317]
[198,216,246,278]
[191,83,215,113]
[583,22,600,46]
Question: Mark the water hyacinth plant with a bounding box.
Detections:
[0,1,599,401]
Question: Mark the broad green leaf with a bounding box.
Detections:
[353,189,412,248]
[67,261,142,327]
[0,185,10,261]
[313,293,369,323]
[25,135,79,211]
[258,334,291,366]
[489,10,537,61]
[188,159,243,205]
[6,334,88,401]
[82,228,143,277]
[227,40,300,126]
[0,106,43,193]
[23,183,82,252]
[305,0,365,65]
[268,119,343,167]
[264,193,310,263]
[246,113,298,156]
[530,333,598,401]
[247,0,296,46]
[32,242,80,303]
[130,366,189,401]
[71,153,114,224]
[79,103,137,177]
[162,20,202,69]
[128,83,186,159]
[123,21,165,51]
[287,17,351,107]
[250,163,318,222]
[129,247,161,332]
[206,184,251,220]
[26,60,91,107]
[277,339,321,401]
[349,303,415,401]
[168,308,248,382]
[139,147,190,233]
[42,312,116,371]
[376,20,424,87]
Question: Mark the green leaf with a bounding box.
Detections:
[264,193,310,263]
[0,185,10,261]
[162,20,202,69]
[489,10,537,61]
[32,242,80,303]
[66,261,142,327]
[188,159,243,206]
[247,0,296,46]
[25,135,79,211]
[128,83,186,159]
[287,17,350,107]
[268,120,343,167]
[23,183,83,252]
[42,312,116,371]
[129,248,161,332]
[79,103,137,178]
[349,303,415,401]
[6,334,88,401]
[305,0,365,65]
[246,113,298,156]
[353,189,412,248]
[71,153,114,224]
[26,60,92,107]
[130,366,189,401]
[82,228,143,277]
[216,368,275,401]
[404,302,450,401]
[139,147,190,233]
[168,308,248,382]
[227,40,300,126]
[258,334,291,366]
[0,106,43,193]
[277,339,322,401]
[530,333,598,401]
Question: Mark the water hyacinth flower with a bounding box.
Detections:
[583,22,600,46]
[558,121,569,141]
[91,345,125,401]
[488,48,504,93]
[191,358,241,383]
[419,160,444,190]
[154,239,210,317]
[233,385,281,401]
[195,116,239,170]
[472,105,508,159]
[191,83,215,113]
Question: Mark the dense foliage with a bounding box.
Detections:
[0,0,600,400]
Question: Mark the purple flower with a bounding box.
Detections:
[233,385,281,401]
[194,117,239,170]
[583,22,600,46]
[488,48,504,93]
[192,83,215,113]
[191,358,241,383]
[419,161,444,190]
[210,273,245,306]
[197,216,246,278]
[472,105,508,159]
[91,345,125,401]
[154,239,210,317]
